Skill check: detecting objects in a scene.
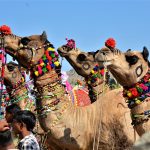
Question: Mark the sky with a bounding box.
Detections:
[0,0,150,71]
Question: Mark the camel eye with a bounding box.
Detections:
[77,54,86,61]
[125,55,139,66]
[20,37,30,45]
[7,65,15,72]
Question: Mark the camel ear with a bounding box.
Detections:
[126,49,131,52]
[41,31,47,43]
[142,47,149,61]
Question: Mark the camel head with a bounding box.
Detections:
[95,38,149,87]
[0,62,25,89]
[12,31,51,68]
[57,39,99,77]
[0,25,21,57]
[1,30,50,69]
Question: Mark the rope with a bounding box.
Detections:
[0,37,6,119]
[60,57,64,67]
[96,65,107,150]
[93,54,108,150]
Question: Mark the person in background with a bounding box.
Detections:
[5,104,21,123]
[12,110,40,150]
[0,119,15,150]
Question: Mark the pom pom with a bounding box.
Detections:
[105,38,116,49]
[54,61,60,67]
[42,67,47,73]
[66,38,76,49]
[39,59,44,66]
[48,47,55,51]
[44,59,49,64]
[37,66,43,75]
[51,53,55,58]
[91,70,94,74]
[42,55,47,61]
[0,25,12,35]
[34,71,39,76]
[46,64,51,70]
[5,97,10,101]
[45,50,52,61]
[51,63,55,68]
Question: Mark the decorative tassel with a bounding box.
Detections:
[46,64,51,70]
[45,50,52,61]
[54,61,60,67]
[44,59,49,64]
[39,59,44,67]
[42,55,47,61]
[51,53,55,58]
[37,66,43,75]
[42,67,47,73]
[48,47,55,51]
[51,63,55,68]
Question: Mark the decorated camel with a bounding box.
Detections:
[0,61,33,110]
[95,38,150,136]
[57,39,142,141]
[0,61,52,149]
[0,27,135,149]
[58,39,111,102]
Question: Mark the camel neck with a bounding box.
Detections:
[123,69,150,126]
[87,82,109,103]
[85,65,109,102]
[35,69,68,118]
[6,84,30,110]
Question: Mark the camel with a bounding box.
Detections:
[57,39,112,103]
[0,61,51,148]
[1,32,137,150]
[0,61,33,110]
[0,27,50,148]
[95,39,150,136]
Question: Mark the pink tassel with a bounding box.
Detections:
[65,81,72,91]
[37,66,43,75]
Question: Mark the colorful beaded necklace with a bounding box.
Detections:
[123,69,150,126]
[31,45,61,78]
[85,64,106,102]
[85,64,105,86]
[123,69,150,109]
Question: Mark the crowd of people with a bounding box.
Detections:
[0,104,40,150]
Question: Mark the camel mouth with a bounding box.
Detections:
[57,48,68,57]
[97,60,112,66]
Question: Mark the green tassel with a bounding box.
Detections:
[42,55,47,60]
[137,87,143,93]
[42,67,47,73]
[51,53,55,58]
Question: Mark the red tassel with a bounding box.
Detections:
[46,64,51,71]
[45,50,52,61]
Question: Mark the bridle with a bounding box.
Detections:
[16,41,52,68]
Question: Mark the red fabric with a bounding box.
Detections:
[74,89,91,106]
